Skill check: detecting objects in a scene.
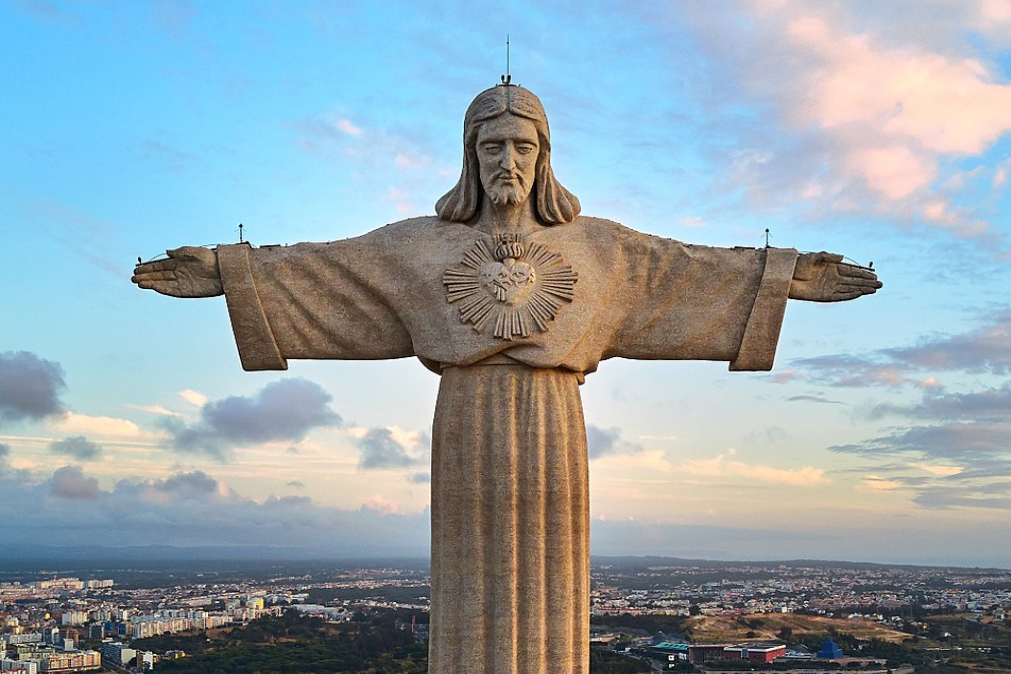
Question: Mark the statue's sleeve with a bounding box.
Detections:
[607,232,798,371]
[216,237,414,371]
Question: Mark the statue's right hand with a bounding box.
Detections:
[132,246,223,298]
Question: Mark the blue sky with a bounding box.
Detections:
[2,0,1010,567]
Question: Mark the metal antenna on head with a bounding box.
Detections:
[765,228,771,248]
[501,34,511,85]
[238,223,244,244]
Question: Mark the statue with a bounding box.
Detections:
[132,85,880,674]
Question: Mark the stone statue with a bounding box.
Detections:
[132,85,880,674]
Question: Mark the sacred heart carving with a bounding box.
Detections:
[479,260,537,306]
[444,235,578,341]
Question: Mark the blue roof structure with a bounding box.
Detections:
[816,638,845,659]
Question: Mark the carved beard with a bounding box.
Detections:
[484,174,532,207]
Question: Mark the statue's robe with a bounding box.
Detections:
[216,216,799,674]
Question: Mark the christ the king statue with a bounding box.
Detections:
[133,85,880,674]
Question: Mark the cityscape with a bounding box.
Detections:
[1,557,1009,672]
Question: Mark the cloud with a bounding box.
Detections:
[26,200,122,276]
[586,424,643,460]
[674,1,1011,238]
[55,413,142,437]
[408,472,431,484]
[792,312,1011,387]
[832,422,1009,464]
[786,395,844,404]
[287,480,305,489]
[788,354,914,388]
[129,404,181,417]
[679,452,828,487]
[831,414,1011,510]
[356,427,427,470]
[293,110,452,219]
[335,117,362,136]
[50,466,101,500]
[0,351,66,423]
[881,313,1011,375]
[911,463,963,477]
[786,317,1011,508]
[296,114,364,150]
[0,466,430,556]
[137,471,233,505]
[912,483,1011,510]
[388,187,418,215]
[870,385,1011,422]
[179,390,208,407]
[49,436,102,461]
[163,379,341,459]
[361,495,402,515]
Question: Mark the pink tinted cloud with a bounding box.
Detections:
[791,17,1011,152]
[688,1,1011,236]
[784,9,1011,218]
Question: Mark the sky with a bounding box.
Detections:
[2,0,1010,568]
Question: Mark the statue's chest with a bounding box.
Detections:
[441,233,580,342]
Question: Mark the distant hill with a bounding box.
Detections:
[0,546,1004,573]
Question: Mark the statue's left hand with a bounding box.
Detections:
[789,252,881,302]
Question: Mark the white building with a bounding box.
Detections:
[1,659,40,674]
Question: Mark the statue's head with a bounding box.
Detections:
[436,86,580,225]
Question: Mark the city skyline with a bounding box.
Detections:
[2,1,1010,568]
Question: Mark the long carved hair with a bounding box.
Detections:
[436,86,580,225]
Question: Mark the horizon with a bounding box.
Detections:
[2,1,1010,570]
[1,549,1007,573]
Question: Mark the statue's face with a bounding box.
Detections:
[475,113,540,208]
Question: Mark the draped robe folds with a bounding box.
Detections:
[215,216,799,674]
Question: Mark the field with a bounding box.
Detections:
[685,613,910,643]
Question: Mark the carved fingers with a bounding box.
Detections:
[789,251,882,303]
[132,246,223,298]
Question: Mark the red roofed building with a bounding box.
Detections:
[722,642,787,663]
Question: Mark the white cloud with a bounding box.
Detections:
[592,449,673,473]
[678,451,827,487]
[361,494,403,515]
[394,152,431,170]
[788,14,1011,155]
[677,1,1011,237]
[179,389,207,407]
[55,413,142,438]
[333,116,362,136]
[862,476,903,491]
[388,187,417,215]
[912,463,963,477]
[386,426,424,449]
[128,404,180,416]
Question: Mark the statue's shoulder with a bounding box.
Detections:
[573,215,654,240]
[370,215,443,234]
[350,215,451,243]
[574,215,628,232]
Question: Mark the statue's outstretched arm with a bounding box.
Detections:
[132,246,223,298]
[788,252,881,302]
